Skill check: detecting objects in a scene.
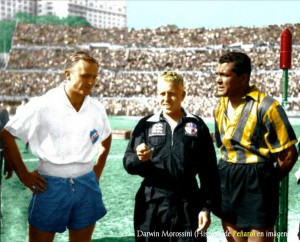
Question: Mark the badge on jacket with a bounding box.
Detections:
[185,122,198,136]
[149,122,166,137]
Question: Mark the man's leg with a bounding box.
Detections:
[29,224,56,242]
[222,221,274,242]
[222,221,247,242]
[69,223,96,242]
[248,227,274,242]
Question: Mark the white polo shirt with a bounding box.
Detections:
[5,83,111,177]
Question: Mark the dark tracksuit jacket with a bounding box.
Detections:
[123,111,221,242]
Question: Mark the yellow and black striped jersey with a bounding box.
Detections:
[214,85,297,164]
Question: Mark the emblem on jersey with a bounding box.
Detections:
[185,122,198,136]
[149,122,166,137]
[90,129,99,144]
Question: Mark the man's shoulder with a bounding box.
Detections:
[140,114,156,122]
[185,113,203,122]
[87,97,106,111]
[133,114,158,128]
[185,114,210,131]
[257,94,280,113]
[87,96,101,105]
[249,86,278,106]
[42,85,62,99]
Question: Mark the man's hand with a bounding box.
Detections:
[196,209,211,232]
[3,158,14,179]
[276,145,298,180]
[20,170,48,194]
[136,143,153,162]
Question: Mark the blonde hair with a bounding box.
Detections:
[158,71,184,89]
[159,71,184,83]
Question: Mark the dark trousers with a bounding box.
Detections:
[134,185,206,242]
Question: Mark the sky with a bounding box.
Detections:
[126,1,300,30]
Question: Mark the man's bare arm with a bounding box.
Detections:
[94,133,112,180]
[276,145,298,180]
[0,129,47,193]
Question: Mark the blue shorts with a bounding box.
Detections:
[28,171,107,233]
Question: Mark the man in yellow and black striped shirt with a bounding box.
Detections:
[214,52,298,242]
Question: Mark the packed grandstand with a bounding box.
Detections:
[0,22,300,117]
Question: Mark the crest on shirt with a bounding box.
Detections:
[149,122,166,137]
[185,122,198,136]
[90,129,99,144]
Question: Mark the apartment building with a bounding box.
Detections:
[0,0,127,28]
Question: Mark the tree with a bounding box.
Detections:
[0,12,90,52]
[61,15,90,27]
[0,20,16,52]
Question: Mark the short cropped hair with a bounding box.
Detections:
[159,71,184,87]
[65,51,99,70]
[219,52,252,76]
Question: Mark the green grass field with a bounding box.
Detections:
[1,116,299,242]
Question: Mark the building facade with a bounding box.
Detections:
[0,0,127,28]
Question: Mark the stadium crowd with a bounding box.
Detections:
[1,22,300,117]
[11,22,300,47]
[6,47,300,71]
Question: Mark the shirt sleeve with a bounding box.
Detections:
[123,118,155,177]
[264,103,297,153]
[4,97,41,143]
[196,121,221,216]
[98,102,112,142]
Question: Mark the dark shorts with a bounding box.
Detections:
[28,171,106,233]
[218,160,279,228]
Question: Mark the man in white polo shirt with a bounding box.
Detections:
[0,51,112,242]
